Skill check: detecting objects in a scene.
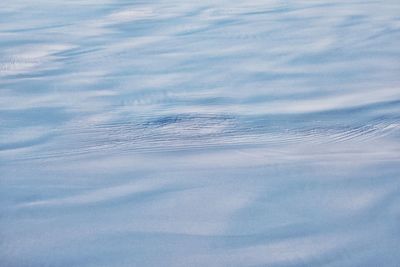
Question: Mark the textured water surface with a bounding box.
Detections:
[1,1,400,266]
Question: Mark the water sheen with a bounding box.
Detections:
[1,1,400,266]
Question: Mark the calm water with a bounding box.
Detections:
[1,1,400,266]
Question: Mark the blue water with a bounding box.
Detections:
[1,1,400,266]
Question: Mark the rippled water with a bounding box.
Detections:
[1,1,400,266]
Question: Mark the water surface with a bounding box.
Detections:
[1,1,400,266]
